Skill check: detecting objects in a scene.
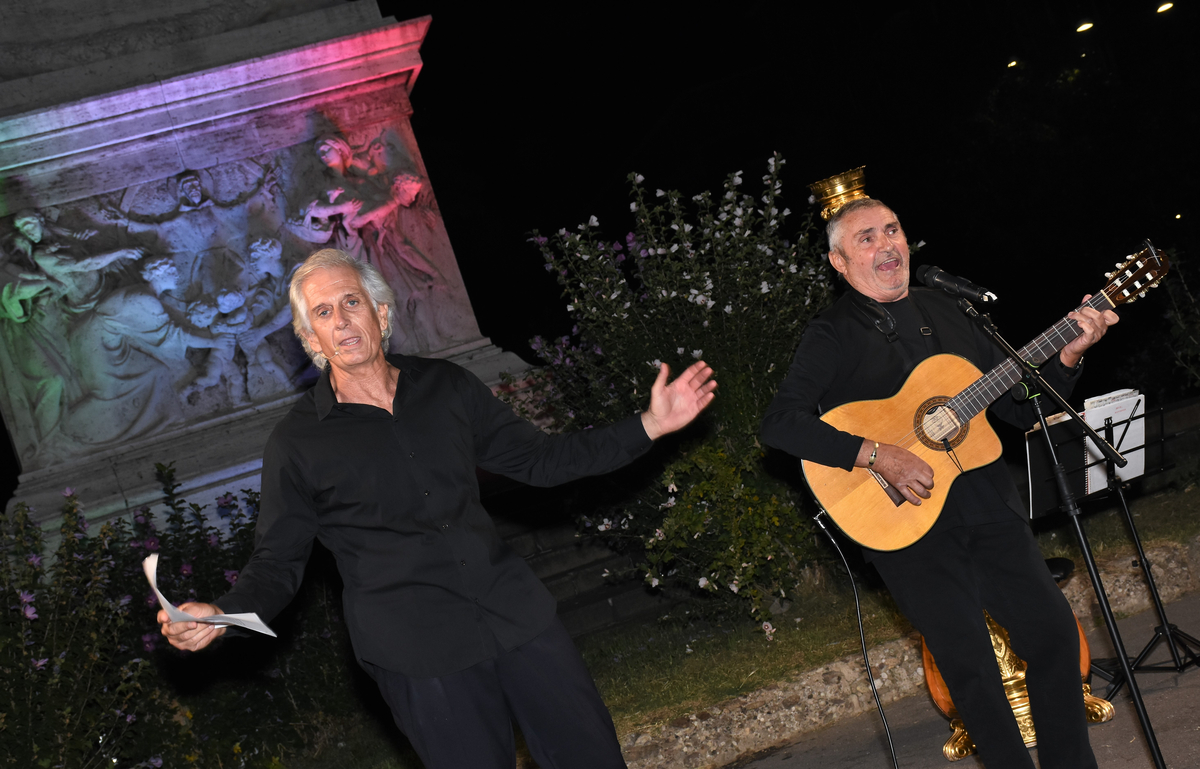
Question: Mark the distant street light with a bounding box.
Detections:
[1157,3,1174,12]
[1077,22,1095,31]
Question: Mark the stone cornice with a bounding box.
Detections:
[0,14,431,215]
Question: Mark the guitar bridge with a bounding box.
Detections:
[867,468,907,507]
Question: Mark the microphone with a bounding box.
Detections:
[916,265,999,303]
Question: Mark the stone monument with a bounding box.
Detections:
[0,4,526,527]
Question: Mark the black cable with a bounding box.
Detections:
[813,509,901,769]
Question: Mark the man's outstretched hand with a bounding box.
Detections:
[158,602,227,652]
[640,360,717,441]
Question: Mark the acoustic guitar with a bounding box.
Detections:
[802,243,1170,552]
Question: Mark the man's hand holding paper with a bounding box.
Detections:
[144,554,276,651]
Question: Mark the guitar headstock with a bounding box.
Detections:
[1101,240,1170,308]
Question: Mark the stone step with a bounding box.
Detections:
[541,551,634,603]
[482,482,671,637]
[558,580,677,638]
[496,517,588,561]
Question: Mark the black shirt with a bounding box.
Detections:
[219,353,653,677]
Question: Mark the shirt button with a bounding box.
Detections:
[441,523,450,529]
[424,490,430,496]
[460,560,467,567]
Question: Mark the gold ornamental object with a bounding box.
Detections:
[923,612,1114,762]
[808,166,869,220]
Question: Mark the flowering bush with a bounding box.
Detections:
[1,465,363,768]
[516,155,836,617]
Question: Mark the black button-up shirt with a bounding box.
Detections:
[218,353,652,677]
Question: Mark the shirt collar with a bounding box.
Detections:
[313,353,417,420]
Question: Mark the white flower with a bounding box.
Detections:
[648,359,662,369]
[651,577,660,587]
[760,281,771,293]
[566,304,575,311]
[610,290,621,299]
[729,581,740,594]
[733,171,743,185]
[630,202,638,212]
[667,482,677,492]
[670,244,679,253]
[655,528,665,540]
[635,174,645,183]
[660,496,676,509]
[580,254,590,261]
[789,264,798,273]
[705,299,715,309]
[656,189,666,198]
[671,223,679,231]
[916,240,927,248]
[698,577,709,588]
[783,208,791,216]
[677,347,685,354]
[588,215,599,227]
[692,349,702,359]
[685,645,693,653]
[724,304,733,314]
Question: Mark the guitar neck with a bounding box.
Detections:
[947,292,1112,421]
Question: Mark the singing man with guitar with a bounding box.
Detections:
[761,197,1117,768]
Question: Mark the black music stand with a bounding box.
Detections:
[1028,397,1200,697]
[1085,405,1199,698]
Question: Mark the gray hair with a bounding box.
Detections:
[825,198,894,256]
[289,248,396,370]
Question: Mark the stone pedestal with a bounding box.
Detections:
[0,7,527,527]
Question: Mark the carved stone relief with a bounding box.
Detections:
[0,119,481,473]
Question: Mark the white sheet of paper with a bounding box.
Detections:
[143,553,277,637]
[1083,392,1146,495]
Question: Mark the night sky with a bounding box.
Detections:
[2,0,1197,505]
[396,0,1197,378]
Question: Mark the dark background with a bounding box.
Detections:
[3,0,1196,505]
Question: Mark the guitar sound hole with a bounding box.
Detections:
[914,397,969,451]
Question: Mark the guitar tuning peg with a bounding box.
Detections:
[1116,262,1123,267]
[1105,272,1113,279]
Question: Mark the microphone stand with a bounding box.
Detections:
[956,299,1167,769]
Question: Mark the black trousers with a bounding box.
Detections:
[362,617,626,769]
[872,518,1097,769]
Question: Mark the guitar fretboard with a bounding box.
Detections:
[946,292,1111,421]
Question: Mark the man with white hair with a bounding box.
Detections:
[159,247,717,769]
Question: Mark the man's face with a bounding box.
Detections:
[301,265,389,371]
[180,176,203,206]
[829,205,910,302]
[16,216,43,243]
